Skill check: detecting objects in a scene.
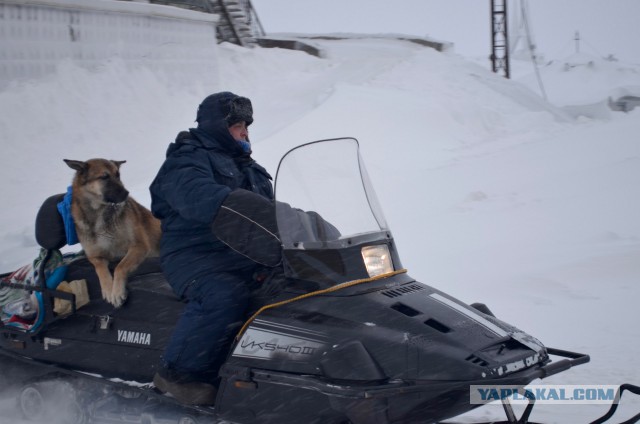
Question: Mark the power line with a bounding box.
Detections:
[521,0,547,101]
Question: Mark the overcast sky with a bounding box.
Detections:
[251,0,640,64]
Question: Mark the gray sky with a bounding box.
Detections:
[251,0,640,63]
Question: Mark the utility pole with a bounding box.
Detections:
[574,31,581,53]
[490,0,510,78]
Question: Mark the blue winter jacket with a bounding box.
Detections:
[149,93,273,297]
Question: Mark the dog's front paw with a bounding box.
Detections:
[107,279,128,308]
[108,287,128,308]
[102,287,111,303]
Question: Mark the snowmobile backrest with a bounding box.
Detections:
[35,193,67,250]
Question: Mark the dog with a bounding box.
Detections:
[64,158,161,307]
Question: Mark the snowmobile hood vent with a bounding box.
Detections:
[465,354,489,367]
[381,283,425,298]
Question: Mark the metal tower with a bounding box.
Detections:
[490,0,510,78]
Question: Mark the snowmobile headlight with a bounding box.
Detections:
[362,245,394,277]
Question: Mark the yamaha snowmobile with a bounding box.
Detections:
[0,138,638,424]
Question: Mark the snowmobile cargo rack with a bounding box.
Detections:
[0,250,79,335]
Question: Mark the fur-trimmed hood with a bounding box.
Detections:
[189,91,253,157]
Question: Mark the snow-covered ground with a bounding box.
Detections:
[1,30,639,424]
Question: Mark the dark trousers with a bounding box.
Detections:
[162,270,251,382]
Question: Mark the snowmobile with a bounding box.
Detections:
[0,138,638,424]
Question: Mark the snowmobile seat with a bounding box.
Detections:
[2,194,170,335]
[32,192,169,307]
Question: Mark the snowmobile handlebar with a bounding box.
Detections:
[540,347,590,379]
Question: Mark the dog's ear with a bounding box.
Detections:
[64,159,87,173]
[112,160,127,169]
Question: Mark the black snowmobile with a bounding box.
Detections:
[0,138,638,424]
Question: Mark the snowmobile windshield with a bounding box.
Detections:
[274,138,388,249]
[274,138,394,285]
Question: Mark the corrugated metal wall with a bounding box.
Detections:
[0,0,220,90]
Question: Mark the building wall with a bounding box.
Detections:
[0,0,220,90]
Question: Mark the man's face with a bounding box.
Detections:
[229,122,248,141]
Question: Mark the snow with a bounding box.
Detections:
[2,8,640,424]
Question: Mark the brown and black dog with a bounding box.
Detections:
[64,159,161,307]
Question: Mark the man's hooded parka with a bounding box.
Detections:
[149,92,273,297]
